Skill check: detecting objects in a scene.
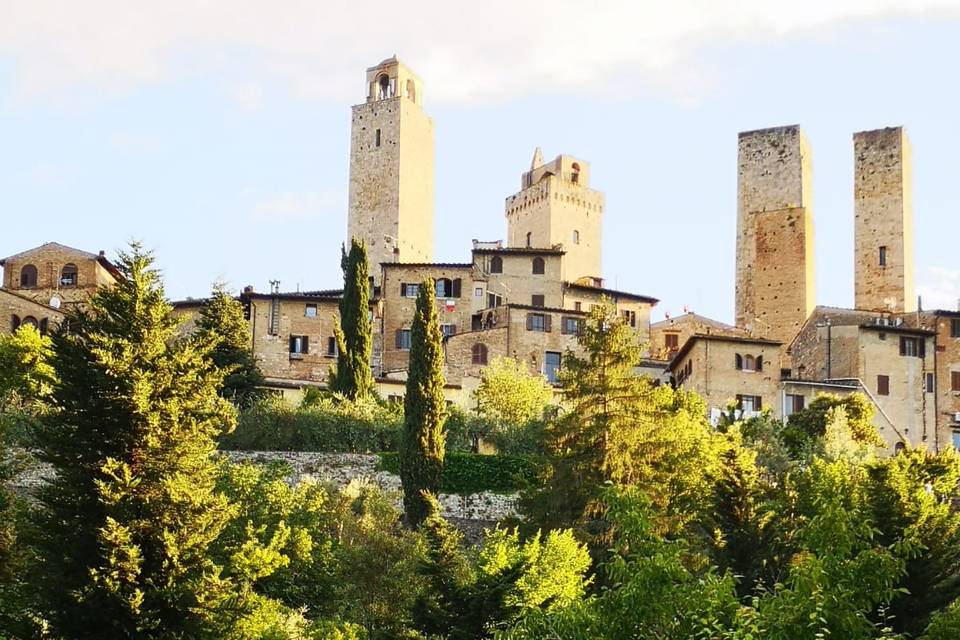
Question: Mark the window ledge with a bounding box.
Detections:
[289,353,305,360]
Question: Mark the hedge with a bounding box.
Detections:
[378,452,540,495]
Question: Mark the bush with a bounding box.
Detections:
[220,394,403,452]
[378,452,539,495]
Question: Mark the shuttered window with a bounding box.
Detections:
[396,329,412,350]
[526,313,550,332]
[289,335,309,354]
[877,374,890,396]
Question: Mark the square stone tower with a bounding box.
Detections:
[347,57,434,282]
[504,149,604,282]
[853,127,915,312]
[735,125,815,345]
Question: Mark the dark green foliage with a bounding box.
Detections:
[378,452,540,495]
[782,392,884,456]
[399,278,447,527]
[195,282,266,407]
[330,239,376,400]
[32,245,241,639]
[220,394,403,452]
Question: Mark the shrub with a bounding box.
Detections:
[379,452,539,495]
[221,394,403,452]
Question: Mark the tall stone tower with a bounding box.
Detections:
[505,150,604,281]
[853,127,915,312]
[347,57,434,282]
[735,125,815,345]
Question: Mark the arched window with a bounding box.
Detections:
[526,232,532,248]
[21,316,38,328]
[532,257,545,275]
[573,230,580,245]
[744,355,755,371]
[20,264,38,288]
[471,343,488,365]
[735,354,743,370]
[490,256,503,274]
[377,73,391,99]
[755,356,763,372]
[405,79,416,102]
[571,162,581,184]
[435,278,452,298]
[60,263,78,286]
[10,315,20,332]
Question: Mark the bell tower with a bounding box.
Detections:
[347,57,435,283]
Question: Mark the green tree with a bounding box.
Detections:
[330,238,376,400]
[0,324,55,410]
[399,278,447,527]
[195,282,265,407]
[473,357,553,428]
[31,245,277,638]
[522,300,722,540]
[782,392,884,456]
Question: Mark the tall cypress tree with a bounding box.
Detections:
[400,278,447,527]
[33,244,239,638]
[330,238,376,400]
[195,282,265,407]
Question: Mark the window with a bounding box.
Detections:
[953,431,960,449]
[387,394,404,404]
[401,283,419,298]
[622,310,636,327]
[490,256,503,273]
[436,278,452,298]
[952,318,960,338]
[737,395,762,413]
[744,355,755,371]
[375,128,381,147]
[925,372,935,393]
[899,336,925,358]
[756,356,763,372]
[531,294,545,307]
[441,323,457,338]
[21,316,37,328]
[327,336,338,357]
[574,301,582,311]
[305,304,317,317]
[877,374,890,396]
[544,351,562,384]
[20,264,37,288]
[289,335,309,355]
[532,257,545,274]
[785,394,805,416]
[60,264,78,286]
[561,316,583,335]
[526,232,532,248]
[735,354,743,370]
[952,371,960,392]
[879,246,888,266]
[571,162,580,184]
[665,333,679,350]
[377,73,392,99]
[527,313,550,332]
[471,343,488,365]
[487,292,502,308]
[573,230,580,244]
[474,287,483,297]
[396,329,412,351]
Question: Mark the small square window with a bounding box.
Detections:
[562,317,582,335]
[305,304,317,317]
[877,374,890,396]
[574,301,582,311]
[952,371,960,392]
[403,284,419,298]
[289,335,309,355]
[665,333,679,350]
[397,329,412,351]
[529,313,546,332]
[441,323,457,338]
[474,287,483,297]
[531,294,545,308]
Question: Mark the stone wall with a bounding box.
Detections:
[11,451,518,522]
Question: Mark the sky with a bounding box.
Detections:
[2,1,960,323]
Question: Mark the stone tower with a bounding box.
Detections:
[347,57,434,282]
[853,127,915,312]
[504,150,604,281]
[735,125,815,345]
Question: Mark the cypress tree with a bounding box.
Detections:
[399,278,447,527]
[330,238,376,400]
[33,244,239,638]
[195,282,265,407]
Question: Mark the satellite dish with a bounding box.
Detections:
[49,295,62,310]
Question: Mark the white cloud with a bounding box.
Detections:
[918,265,960,311]
[247,189,344,222]
[1,1,958,105]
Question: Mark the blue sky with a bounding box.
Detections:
[2,2,960,322]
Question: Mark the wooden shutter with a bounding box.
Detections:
[878,375,890,396]
[526,313,533,331]
[452,278,462,298]
[10,315,20,332]
[919,339,926,358]
[899,337,907,356]
[560,317,570,335]
[544,315,552,333]
[395,329,403,348]
[302,336,309,354]
[289,336,296,353]
[400,282,407,296]
[756,356,763,372]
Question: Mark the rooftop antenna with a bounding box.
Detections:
[269,280,280,295]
